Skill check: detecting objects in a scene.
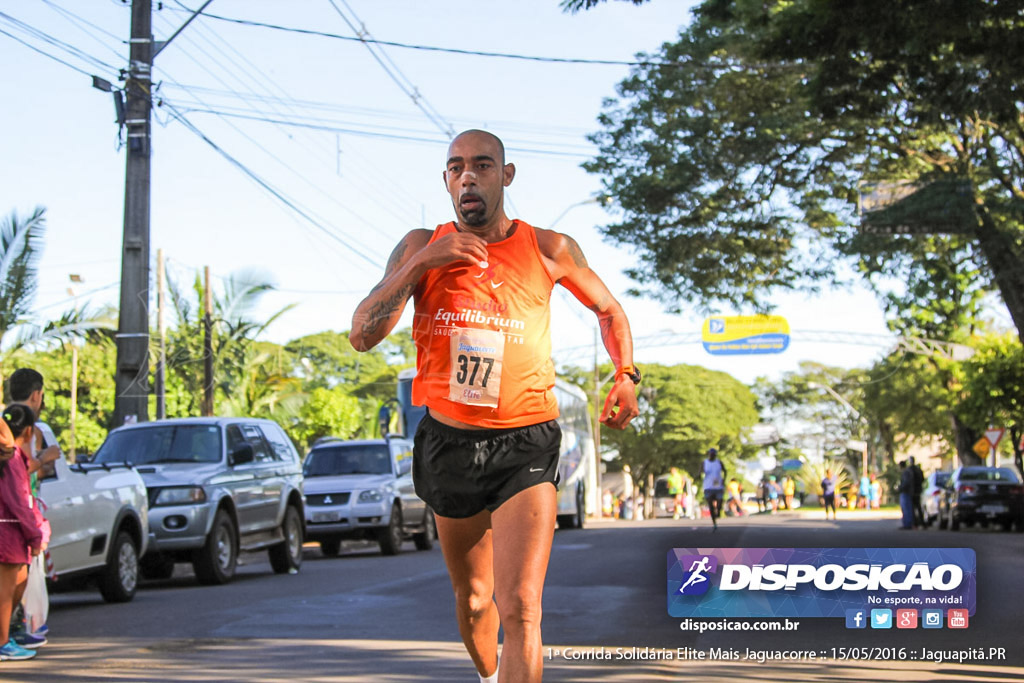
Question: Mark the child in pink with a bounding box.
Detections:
[0,406,45,658]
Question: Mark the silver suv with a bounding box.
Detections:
[91,417,304,585]
[303,437,435,556]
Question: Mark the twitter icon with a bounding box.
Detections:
[870,609,892,629]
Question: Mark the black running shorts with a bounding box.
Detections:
[413,412,561,519]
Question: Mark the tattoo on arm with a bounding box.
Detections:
[370,239,410,294]
[361,283,414,337]
[566,236,589,269]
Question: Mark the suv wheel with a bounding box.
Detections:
[194,510,238,585]
[413,508,435,551]
[378,502,403,556]
[269,505,304,574]
[98,530,139,603]
[140,553,175,581]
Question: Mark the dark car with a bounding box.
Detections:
[922,470,951,526]
[937,466,1024,532]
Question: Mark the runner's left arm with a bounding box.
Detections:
[538,229,638,430]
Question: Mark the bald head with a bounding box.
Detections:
[449,129,505,166]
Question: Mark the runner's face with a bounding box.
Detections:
[443,133,512,229]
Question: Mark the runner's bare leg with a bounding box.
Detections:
[491,483,557,683]
[435,510,499,678]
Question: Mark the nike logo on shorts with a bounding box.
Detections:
[530,467,544,473]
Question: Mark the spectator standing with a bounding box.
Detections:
[898,461,914,529]
[909,457,925,528]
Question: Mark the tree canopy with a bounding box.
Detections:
[598,362,760,486]
[581,0,1024,344]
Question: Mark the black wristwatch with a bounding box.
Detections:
[617,365,642,385]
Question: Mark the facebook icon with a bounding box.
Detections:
[845,609,867,629]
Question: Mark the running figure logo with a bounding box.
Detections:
[677,554,718,596]
[474,261,504,289]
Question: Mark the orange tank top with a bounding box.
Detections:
[411,220,559,428]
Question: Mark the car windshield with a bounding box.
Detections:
[94,425,222,465]
[304,445,392,477]
[959,468,1021,483]
[934,472,951,486]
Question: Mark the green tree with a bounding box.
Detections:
[292,387,363,450]
[600,363,759,487]
[579,0,1024,345]
[958,334,1024,470]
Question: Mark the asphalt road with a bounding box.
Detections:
[8,508,1024,682]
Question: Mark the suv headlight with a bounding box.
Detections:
[358,489,383,503]
[153,486,207,506]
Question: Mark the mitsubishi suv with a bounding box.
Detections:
[303,437,435,556]
[91,417,305,585]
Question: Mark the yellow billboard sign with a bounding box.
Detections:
[702,315,790,355]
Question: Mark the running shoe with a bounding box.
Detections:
[0,639,36,661]
[30,624,48,638]
[11,631,46,648]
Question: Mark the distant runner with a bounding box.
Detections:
[699,448,725,530]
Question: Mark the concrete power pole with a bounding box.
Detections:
[114,0,153,426]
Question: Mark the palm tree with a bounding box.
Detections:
[0,207,115,388]
[164,267,296,416]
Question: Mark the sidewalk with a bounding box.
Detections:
[8,638,1021,682]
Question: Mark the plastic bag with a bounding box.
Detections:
[22,553,48,634]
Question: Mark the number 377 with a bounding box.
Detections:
[456,354,494,387]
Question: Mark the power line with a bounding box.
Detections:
[0,11,120,74]
[158,5,425,229]
[0,24,113,80]
[162,102,384,270]
[165,106,594,159]
[166,6,671,67]
[325,0,454,138]
[40,0,125,62]
[150,30,401,251]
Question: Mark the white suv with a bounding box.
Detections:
[37,423,149,603]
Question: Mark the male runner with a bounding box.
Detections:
[699,448,725,530]
[350,130,639,683]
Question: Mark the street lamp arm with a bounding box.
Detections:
[547,194,611,230]
[807,382,865,423]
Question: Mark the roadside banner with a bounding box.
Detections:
[702,315,789,356]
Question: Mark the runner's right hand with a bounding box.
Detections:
[418,232,489,270]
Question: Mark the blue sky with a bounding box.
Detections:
[0,0,900,385]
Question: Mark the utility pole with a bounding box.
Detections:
[592,327,602,513]
[155,248,166,419]
[114,0,153,426]
[202,266,214,416]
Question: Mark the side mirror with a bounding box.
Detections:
[396,457,412,477]
[230,443,255,466]
[75,453,93,464]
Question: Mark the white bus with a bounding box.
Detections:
[396,369,595,529]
